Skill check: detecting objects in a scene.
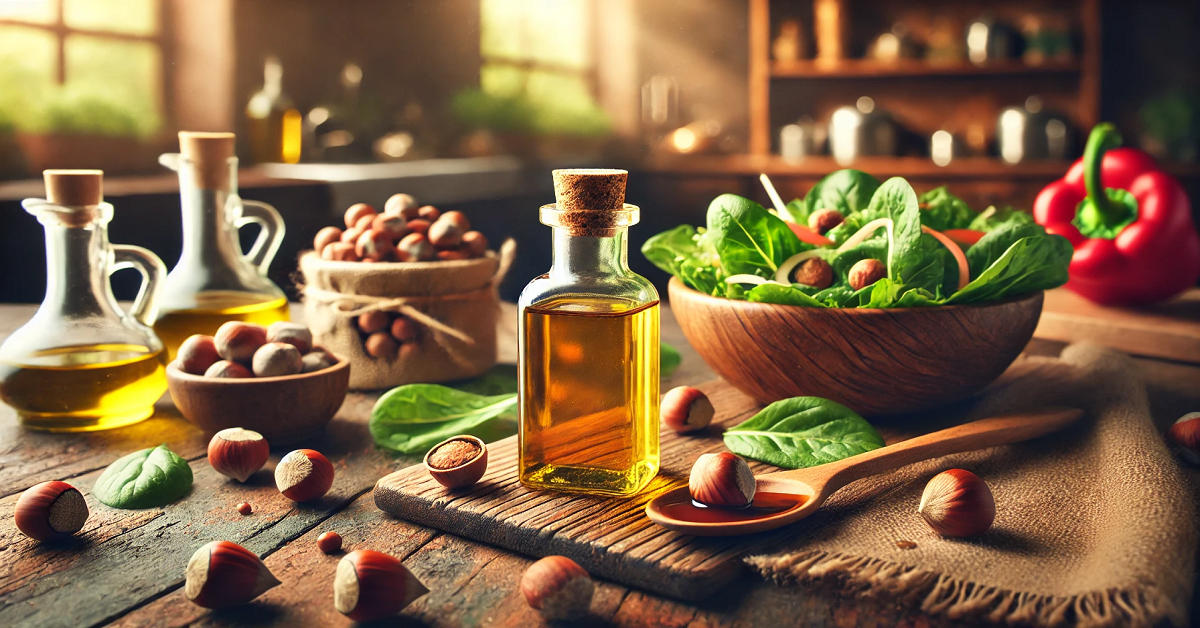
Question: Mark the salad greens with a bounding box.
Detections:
[724,396,885,468]
[642,170,1072,309]
[94,444,193,509]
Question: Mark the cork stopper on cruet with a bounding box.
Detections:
[43,169,103,206]
[178,131,236,189]
[550,169,629,236]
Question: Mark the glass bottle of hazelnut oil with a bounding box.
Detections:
[154,132,289,359]
[0,170,169,432]
[518,169,660,497]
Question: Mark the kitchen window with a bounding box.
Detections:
[0,0,164,137]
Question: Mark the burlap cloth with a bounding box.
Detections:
[298,240,515,390]
[748,343,1196,627]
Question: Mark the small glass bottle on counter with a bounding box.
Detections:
[0,170,168,431]
[153,132,289,358]
[518,169,660,496]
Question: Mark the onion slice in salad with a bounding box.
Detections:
[724,274,783,286]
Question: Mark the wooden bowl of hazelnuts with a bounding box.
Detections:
[669,278,1043,416]
[166,321,351,443]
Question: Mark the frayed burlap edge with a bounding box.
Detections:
[746,550,1183,628]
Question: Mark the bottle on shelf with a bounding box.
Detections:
[246,56,302,164]
[0,170,169,432]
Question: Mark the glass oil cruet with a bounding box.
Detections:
[154,132,289,358]
[0,170,169,432]
[518,169,661,497]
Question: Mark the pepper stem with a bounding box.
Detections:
[1082,122,1126,227]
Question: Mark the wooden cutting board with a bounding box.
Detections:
[1034,287,1200,364]
[374,381,804,602]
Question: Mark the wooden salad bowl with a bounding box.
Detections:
[166,358,350,443]
[668,278,1044,415]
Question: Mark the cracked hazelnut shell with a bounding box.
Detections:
[15,481,89,541]
[423,435,488,489]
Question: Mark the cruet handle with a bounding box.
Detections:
[110,245,167,327]
[237,199,286,274]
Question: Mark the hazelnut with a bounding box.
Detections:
[354,213,375,233]
[236,502,253,515]
[313,226,343,252]
[356,229,396,262]
[214,321,267,364]
[185,540,280,609]
[848,258,887,291]
[301,351,335,373]
[205,360,254,379]
[339,226,363,244]
[334,550,428,622]
[344,203,376,229]
[436,249,470,261]
[323,242,359,262]
[251,342,303,377]
[14,481,89,541]
[416,205,440,221]
[438,210,471,232]
[357,310,391,334]
[266,321,312,354]
[390,317,418,342]
[461,231,488,257]
[365,332,399,359]
[405,218,431,235]
[275,449,335,502]
[1167,412,1200,465]
[661,386,714,433]
[397,232,434,262]
[428,219,463,248]
[918,469,995,538]
[807,208,844,235]
[177,334,220,375]
[208,427,270,482]
[520,556,594,621]
[372,213,408,241]
[792,258,833,289]
[317,530,342,554]
[689,452,755,508]
[423,435,488,489]
[384,193,418,219]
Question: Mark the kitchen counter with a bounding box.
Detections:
[0,302,1196,627]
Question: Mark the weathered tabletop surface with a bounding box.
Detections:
[0,302,1197,628]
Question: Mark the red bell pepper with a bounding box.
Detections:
[1033,123,1200,306]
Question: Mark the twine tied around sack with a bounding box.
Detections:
[301,239,515,348]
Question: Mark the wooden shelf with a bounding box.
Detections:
[771,59,1081,79]
[640,154,1073,179]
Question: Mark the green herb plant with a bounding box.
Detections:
[642,170,1072,309]
[94,444,193,509]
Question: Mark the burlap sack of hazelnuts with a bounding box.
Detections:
[298,239,514,390]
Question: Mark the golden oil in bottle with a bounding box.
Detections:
[520,295,660,496]
[153,290,290,359]
[0,344,168,432]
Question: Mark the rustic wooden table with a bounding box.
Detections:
[0,302,1196,628]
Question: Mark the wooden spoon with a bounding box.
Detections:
[646,406,1084,536]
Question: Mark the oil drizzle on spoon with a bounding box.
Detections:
[656,492,808,524]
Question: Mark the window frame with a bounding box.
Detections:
[0,0,171,131]
[478,0,599,100]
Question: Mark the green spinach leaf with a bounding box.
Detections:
[968,205,1035,232]
[706,194,804,275]
[724,397,885,469]
[370,385,519,454]
[746,283,826,307]
[95,444,193,509]
[965,221,1048,279]
[801,169,881,220]
[642,225,702,277]
[661,342,682,378]
[919,186,977,231]
[948,234,1073,304]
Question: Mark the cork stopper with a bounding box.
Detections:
[178,131,235,189]
[550,169,630,236]
[179,131,235,162]
[43,169,103,206]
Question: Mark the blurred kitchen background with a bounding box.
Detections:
[1,0,1198,302]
